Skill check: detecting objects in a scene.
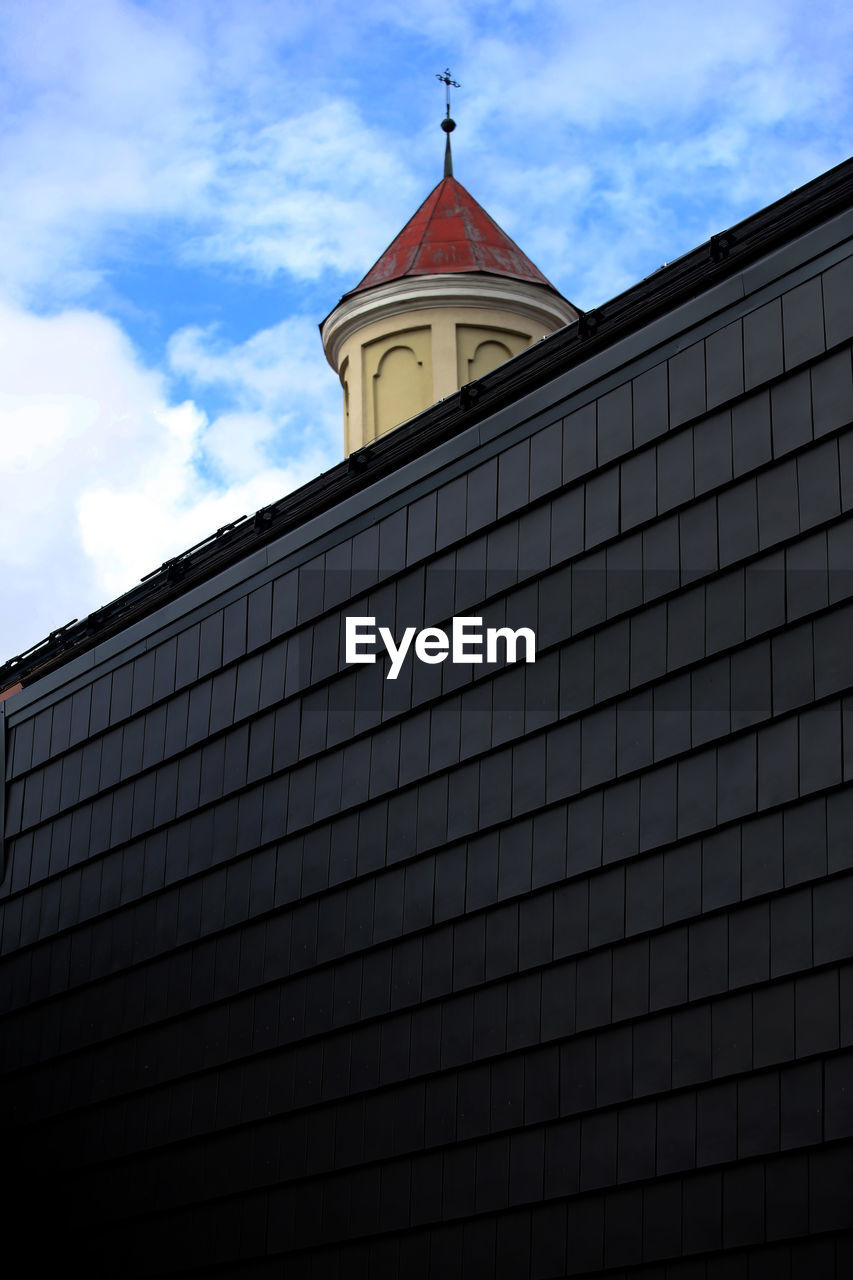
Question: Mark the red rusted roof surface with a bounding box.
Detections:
[348,175,558,295]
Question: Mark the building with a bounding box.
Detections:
[1,145,853,1278]
[319,152,576,454]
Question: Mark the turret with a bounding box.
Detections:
[321,99,577,455]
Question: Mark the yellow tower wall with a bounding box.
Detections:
[337,305,556,453]
[322,275,578,456]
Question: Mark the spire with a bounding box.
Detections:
[344,175,560,295]
[321,70,578,456]
[436,68,460,179]
[442,116,455,178]
[342,68,568,297]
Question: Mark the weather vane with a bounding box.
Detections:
[436,68,460,118]
[435,68,460,178]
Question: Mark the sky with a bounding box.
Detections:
[1,0,851,665]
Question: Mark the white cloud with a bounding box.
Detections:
[0,0,850,668]
[168,313,340,471]
[436,0,852,306]
[0,0,215,301]
[2,0,850,309]
[183,101,419,281]
[0,2,421,302]
[457,0,848,133]
[0,301,340,662]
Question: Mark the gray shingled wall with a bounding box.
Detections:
[1,212,853,1277]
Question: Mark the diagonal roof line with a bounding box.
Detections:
[5,153,852,694]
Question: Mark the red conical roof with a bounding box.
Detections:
[348,175,558,296]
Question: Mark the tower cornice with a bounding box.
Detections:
[321,272,577,372]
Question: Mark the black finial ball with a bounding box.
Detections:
[441,117,456,133]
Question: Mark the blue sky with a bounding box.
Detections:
[1,0,851,662]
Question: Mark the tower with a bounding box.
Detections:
[321,99,577,455]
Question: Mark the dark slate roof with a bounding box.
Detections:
[3,153,852,693]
